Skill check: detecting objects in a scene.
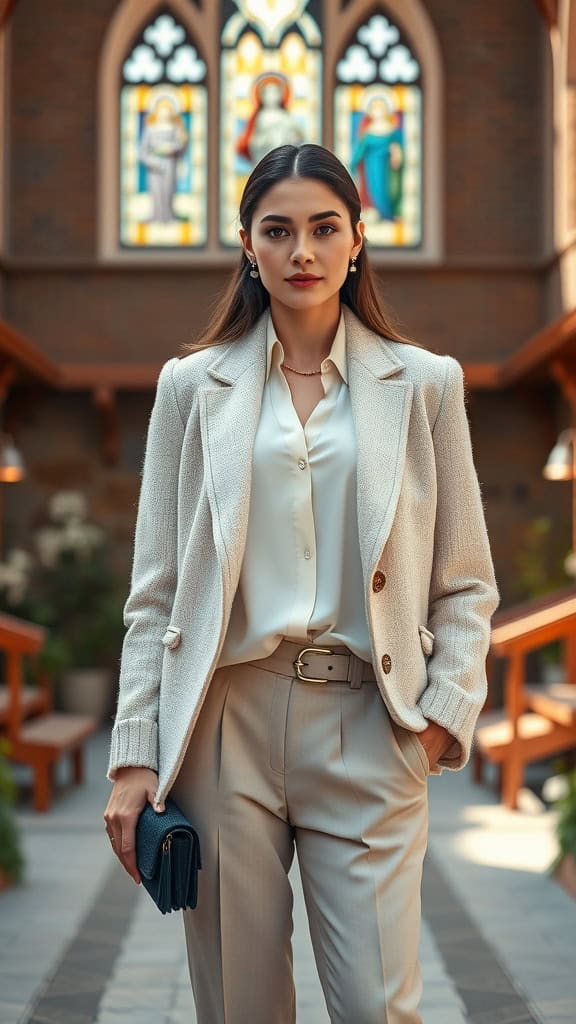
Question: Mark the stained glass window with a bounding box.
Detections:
[219,0,323,246]
[120,8,207,249]
[334,10,422,248]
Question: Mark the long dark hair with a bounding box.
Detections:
[182,144,424,353]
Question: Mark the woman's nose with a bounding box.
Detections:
[290,239,315,264]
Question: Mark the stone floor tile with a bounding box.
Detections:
[0,1003,30,1024]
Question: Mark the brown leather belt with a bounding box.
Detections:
[247,637,378,688]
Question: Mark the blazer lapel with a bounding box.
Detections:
[343,306,413,581]
[198,305,413,600]
[199,312,268,594]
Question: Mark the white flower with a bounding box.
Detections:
[7,548,34,572]
[60,520,105,559]
[0,562,29,604]
[0,564,22,586]
[49,490,88,524]
[34,526,65,568]
[542,773,570,802]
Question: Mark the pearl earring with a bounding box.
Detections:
[349,255,358,273]
[247,254,259,279]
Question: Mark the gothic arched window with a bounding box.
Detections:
[120,8,208,249]
[335,10,422,249]
[100,0,442,263]
[219,0,323,245]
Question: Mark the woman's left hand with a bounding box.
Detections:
[418,720,453,771]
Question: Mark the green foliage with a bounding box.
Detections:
[0,739,25,884]
[510,515,571,666]
[510,516,570,602]
[549,765,576,873]
[5,547,126,671]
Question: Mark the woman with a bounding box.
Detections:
[104,143,500,1024]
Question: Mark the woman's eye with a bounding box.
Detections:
[265,224,336,239]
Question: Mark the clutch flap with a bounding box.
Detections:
[135,799,197,879]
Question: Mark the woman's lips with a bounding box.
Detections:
[286,277,323,288]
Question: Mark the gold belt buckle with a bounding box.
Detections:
[293,647,334,683]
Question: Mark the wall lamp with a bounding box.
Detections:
[543,428,576,575]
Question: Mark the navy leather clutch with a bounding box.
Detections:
[135,797,202,914]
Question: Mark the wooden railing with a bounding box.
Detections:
[0,612,49,738]
[474,585,576,808]
[0,612,97,810]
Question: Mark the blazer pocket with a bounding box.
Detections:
[418,624,435,657]
[161,625,182,650]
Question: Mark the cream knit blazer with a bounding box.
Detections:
[107,304,500,804]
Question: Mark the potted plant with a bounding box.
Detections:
[510,515,571,684]
[0,739,25,892]
[0,490,126,721]
[545,762,576,900]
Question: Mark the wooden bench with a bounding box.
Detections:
[474,586,576,809]
[0,612,98,811]
[0,681,49,726]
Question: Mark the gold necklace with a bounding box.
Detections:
[281,362,322,376]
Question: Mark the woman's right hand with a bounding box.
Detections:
[103,767,165,884]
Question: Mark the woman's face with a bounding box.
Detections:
[240,177,364,311]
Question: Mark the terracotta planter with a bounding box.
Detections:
[57,667,117,722]
[552,852,576,901]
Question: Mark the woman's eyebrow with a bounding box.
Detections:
[259,210,343,224]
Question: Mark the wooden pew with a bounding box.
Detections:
[0,612,98,811]
[474,585,576,809]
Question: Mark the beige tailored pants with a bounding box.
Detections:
[170,638,430,1024]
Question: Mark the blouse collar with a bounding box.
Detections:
[265,306,348,384]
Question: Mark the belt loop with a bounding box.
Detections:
[348,653,364,689]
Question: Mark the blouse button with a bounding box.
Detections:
[381,653,392,673]
[304,548,311,559]
[298,458,306,469]
[372,571,386,592]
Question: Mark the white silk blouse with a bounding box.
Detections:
[216,306,372,668]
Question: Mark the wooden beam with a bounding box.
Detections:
[92,385,120,465]
[458,363,502,390]
[550,357,576,403]
[60,364,161,390]
[534,0,559,27]
[0,0,18,31]
[497,308,576,387]
[0,320,61,387]
[0,360,16,402]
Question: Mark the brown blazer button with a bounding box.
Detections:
[372,571,386,593]
[381,653,392,673]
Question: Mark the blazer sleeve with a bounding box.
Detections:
[107,356,184,781]
[416,355,500,770]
